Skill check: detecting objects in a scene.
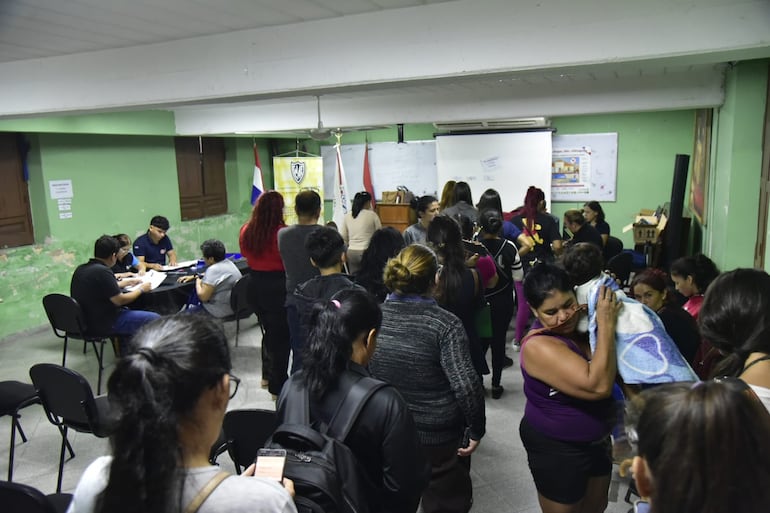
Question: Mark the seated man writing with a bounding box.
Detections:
[133,215,177,271]
[71,235,160,342]
[177,239,242,317]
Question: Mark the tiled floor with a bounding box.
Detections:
[1,319,634,512]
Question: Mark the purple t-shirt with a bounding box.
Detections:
[520,322,613,442]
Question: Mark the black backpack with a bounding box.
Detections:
[268,372,386,513]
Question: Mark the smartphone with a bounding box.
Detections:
[633,500,650,513]
[254,448,287,482]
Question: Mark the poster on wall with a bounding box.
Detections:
[689,109,712,225]
[551,133,618,202]
[273,156,323,225]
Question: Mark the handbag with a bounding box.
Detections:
[474,301,493,338]
[471,268,493,338]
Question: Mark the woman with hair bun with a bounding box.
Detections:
[477,209,524,399]
[68,315,296,513]
[699,268,770,410]
[628,380,770,513]
[278,288,429,513]
[630,268,700,364]
[404,195,440,245]
[341,191,382,274]
[370,244,485,513]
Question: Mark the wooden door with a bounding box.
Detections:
[0,134,34,247]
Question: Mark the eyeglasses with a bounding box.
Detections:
[228,373,241,399]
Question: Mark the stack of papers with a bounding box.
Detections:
[161,260,199,271]
[126,270,167,291]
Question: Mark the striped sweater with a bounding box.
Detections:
[369,295,486,446]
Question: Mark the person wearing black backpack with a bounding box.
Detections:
[275,288,430,513]
[477,209,524,399]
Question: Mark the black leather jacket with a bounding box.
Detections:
[277,362,430,513]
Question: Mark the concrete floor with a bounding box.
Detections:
[1,318,635,512]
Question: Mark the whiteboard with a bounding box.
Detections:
[435,132,553,212]
[551,133,618,201]
[321,141,437,200]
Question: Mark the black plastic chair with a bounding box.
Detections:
[607,251,634,289]
[42,293,114,394]
[223,275,254,346]
[603,235,623,263]
[29,363,116,493]
[0,380,41,481]
[0,480,72,513]
[219,409,278,473]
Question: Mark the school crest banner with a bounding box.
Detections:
[273,156,323,225]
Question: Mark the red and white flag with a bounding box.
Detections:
[363,144,376,208]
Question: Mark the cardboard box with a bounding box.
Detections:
[631,209,667,244]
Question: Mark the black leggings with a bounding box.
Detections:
[482,291,514,387]
[248,270,291,395]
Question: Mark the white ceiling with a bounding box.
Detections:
[0,0,451,63]
[0,0,768,134]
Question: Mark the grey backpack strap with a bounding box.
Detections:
[280,372,311,425]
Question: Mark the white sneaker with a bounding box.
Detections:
[512,342,521,352]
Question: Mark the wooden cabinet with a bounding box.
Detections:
[376,203,417,233]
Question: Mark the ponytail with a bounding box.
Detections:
[96,315,231,513]
[302,289,382,400]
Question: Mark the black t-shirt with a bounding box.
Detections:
[512,212,562,265]
[479,238,521,298]
[657,304,700,364]
[70,259,121,334]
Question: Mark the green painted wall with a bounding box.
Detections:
[707,60,768,271]
[0,110,176,136]
[548,110,697,250]
[0,132,269,339]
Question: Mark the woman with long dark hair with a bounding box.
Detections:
[68,315,296,513]
[670,253,720,378]
[341,191,381,274]
[477,209,524,398]
[370,244,485,513]
[629,269,700,364]
[427,215,496,377]
[699,269,770,409]
[354,227,406,302]
[239,191,291,396]
[582,201,610,247]
[277,289,429,513]
[403,195,439,245]
[627,380,770,513]
[476,188,532,256]
[441,181,478,224]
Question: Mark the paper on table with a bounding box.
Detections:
[126,270,167,291]
[162,260,199,271]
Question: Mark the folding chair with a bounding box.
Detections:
[0,380,40,481]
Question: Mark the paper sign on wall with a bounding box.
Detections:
[49,180,73,199]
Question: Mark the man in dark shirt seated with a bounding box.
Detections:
[133,215,177,271]
[563,209,604,250]
[71,235,160,341]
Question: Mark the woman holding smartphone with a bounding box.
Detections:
[519,264,620,513]
[276,288,429,513]
[67,315,296,513]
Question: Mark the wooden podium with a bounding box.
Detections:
[376,203,416,233]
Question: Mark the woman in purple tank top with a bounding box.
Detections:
[518,264,621,513]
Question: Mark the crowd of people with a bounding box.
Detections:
[65,182,770,513]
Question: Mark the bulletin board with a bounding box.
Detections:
[551,133,618,202]
[320,141,437,200]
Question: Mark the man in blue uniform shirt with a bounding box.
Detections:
[133,215,178,270]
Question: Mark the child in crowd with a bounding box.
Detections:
[286,226,362,372]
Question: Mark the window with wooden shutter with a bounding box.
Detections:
[175,136,227,220]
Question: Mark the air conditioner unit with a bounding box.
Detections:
[433,117,550,131]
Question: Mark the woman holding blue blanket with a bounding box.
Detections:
[519,264,621,513]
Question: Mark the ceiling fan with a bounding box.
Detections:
[287,96,390,141]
